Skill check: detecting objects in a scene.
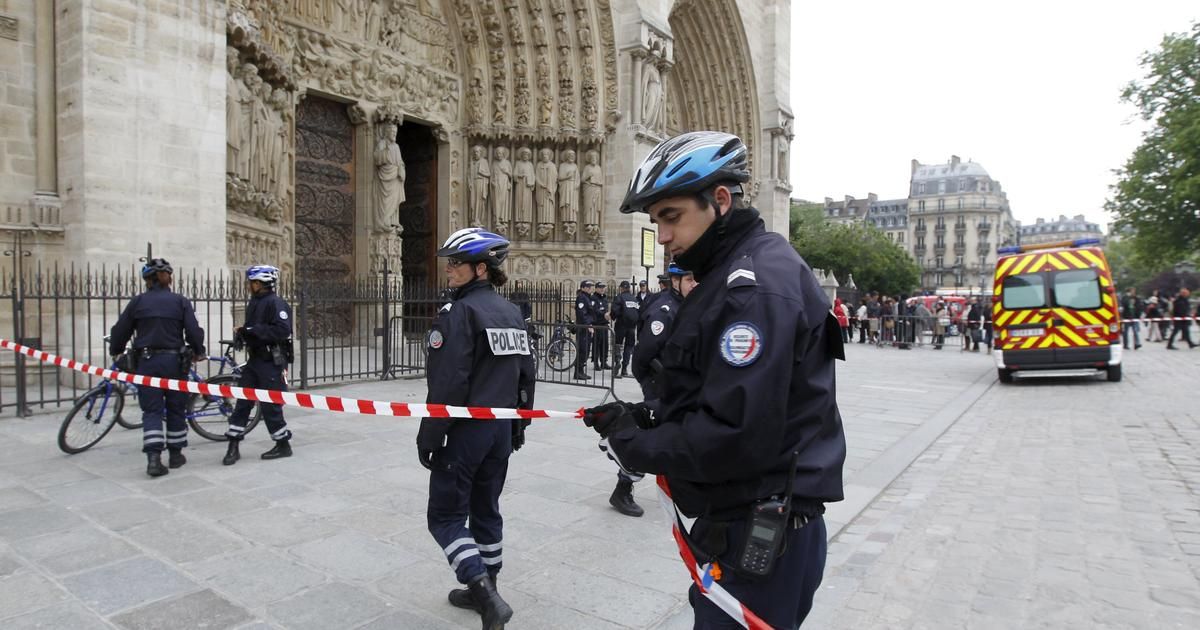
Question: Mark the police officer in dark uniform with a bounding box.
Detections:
[583,132,847,629]
[610,280,640,378]
[636,280,650,307]
[631,264,693,403]
[222,265,295,465]
[418,228,534,630]
[591,281,611,371]
[573,280,595,380]
[109,258,206,477]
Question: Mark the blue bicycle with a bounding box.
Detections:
[57,340,260,453]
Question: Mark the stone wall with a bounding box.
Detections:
[0,0,36,210]
[57,0,226,269]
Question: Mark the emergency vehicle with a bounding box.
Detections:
[991,238,1121,383]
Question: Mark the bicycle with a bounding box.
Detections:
[541,319,578,373]
[57,340,260,453]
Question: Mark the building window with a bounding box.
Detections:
[936,256,944,268]
[897,232,905,243]
[957,198,964,209]
[938,180,946,194]
[918,182,926,194]
[955,255,963,266]
[938,199,945,211]
[918,200,926,211]
[936,273,944,285]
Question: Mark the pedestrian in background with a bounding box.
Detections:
[1145,296,1163,342]
[856,299,868,343]
[1120,287,1143,350]
[833,297,850,343]
[933,301,948,350]
[1167,287,1197,350]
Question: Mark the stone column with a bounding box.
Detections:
[32,0,61,220]
[630,53,643,127]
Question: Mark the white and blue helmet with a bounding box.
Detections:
[246,264,280,285]
[620,131,750,214]
[437,228,510,267]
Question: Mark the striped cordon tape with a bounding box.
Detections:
[655,476,773,630]
[0,339,583,420]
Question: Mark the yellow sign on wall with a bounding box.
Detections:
[641,228,656,268]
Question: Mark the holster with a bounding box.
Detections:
[270,344,287,368]
[178,348,195,376]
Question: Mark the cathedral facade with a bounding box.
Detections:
[0,0,792,289]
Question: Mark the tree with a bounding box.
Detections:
[1107,22,1200,266]
[789,201,921,296]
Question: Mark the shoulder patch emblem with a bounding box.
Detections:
[279,310,289,320]
[578,302,585,309]
[660,304,671,312]
[440,302,453,313]
[719,322,763,367]
[428,330,444,350]
[727,269,757,287]
[650,320,665,336]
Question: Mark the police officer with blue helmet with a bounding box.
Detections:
[419,227,535,630]
[221,264,295,465]
[583,131,847,629]
[109,258,206,477]
[631,262,694,404]
[572,279,595,380]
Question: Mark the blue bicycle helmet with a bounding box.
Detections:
[666,262,691,276]
[246,264,280,285]
[620,131,751,214]
[437,228,510,267]
[141,258,173,278]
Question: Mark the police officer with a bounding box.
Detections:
[222,265,295,465]
[109,258,206,477]
[591,281,611,371]
[418,228,534,630]
[573,280,595,380]
[636,279,650,307]
[583,131,847,629]
[610,280,640,378]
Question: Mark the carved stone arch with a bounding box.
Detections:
[667,0,761,198]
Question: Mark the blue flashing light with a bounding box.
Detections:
[997,245,1022,255]
[1071,237,1102,247]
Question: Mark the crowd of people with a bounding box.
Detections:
[1119,287,1198,350]
[831,293,991,351]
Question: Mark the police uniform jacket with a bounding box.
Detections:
[574,290,594,327]
[611,291,640,330]
[631,290,680,398]
[608,208,847,520]
[417,280,536,450]
[109,285,205,357]
[591,292,609,325]
[240,289,293,360]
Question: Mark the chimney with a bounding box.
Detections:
[844,195,854,206]
[824,197,833,206]
[911,159,920,175]
[1036,218,1044,224]
[950,155,961,169]
[868,192,878,203]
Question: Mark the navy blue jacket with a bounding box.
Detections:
[240,289,293,354]
[591,292,609,325]
[611,291,640,329]
[417,280,536,450]
[609,209,847,520]
[631,290,680,400]
[109,285,205,356]
[574,290,594,327]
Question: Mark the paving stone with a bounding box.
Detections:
[124,515,246,563]
[219,507,337,548]
[0,487,46,513]
[0,553,22,577]
[288,530,418,581]
[0,571,67,618]
[38,477,135,507]
[136,473,215,496]
[1,601,114,630]
[61,556,197,615]
[0,505,84,541]
[77,496,176,531]
[266,582,392,630]
[509,561,679,627]
[161,487,266,519]
[187,548,325,605]
[111,589,253,630]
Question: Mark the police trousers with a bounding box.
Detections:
[427,420,512,584]
[225,357,290,442]
[689,516,828,629]
[575,327,592,371]
[136,353,189,453]
[614,325,636,368]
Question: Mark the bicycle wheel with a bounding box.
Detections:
[58,385,121,454]
[113,382,141,429]
[545,337,578,372]
[187,374,261,441]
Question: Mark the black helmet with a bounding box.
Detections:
[437,228,510,267]
[141,258,173,279]
[620,131,750,214]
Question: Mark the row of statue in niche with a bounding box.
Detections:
[468,144,603,243]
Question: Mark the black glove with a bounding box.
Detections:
[512,419,531,452]
[418,448,437,470]
[582,402,655,438]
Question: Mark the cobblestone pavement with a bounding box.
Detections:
[808,342,1200,629]
[5,339,1191,628]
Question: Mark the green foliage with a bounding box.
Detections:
[789,201,921,296]
[1107,22,1200,266]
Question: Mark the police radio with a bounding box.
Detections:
[736,451,799,577]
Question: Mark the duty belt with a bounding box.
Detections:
[138,348,181,355]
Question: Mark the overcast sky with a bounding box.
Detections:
[788,1,1198,228]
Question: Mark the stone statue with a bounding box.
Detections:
[642,64,663,130]
[557,149,579,235]
[491,147,513,235]
[250,77,272,191]
[581,150,602,240]
[513,146,535,237]
[372,120,405,233]
[226,48,244,176]
[235,64,259,181]
[469,145,491,228]
[535,148,557,240]
[264,88,288,199]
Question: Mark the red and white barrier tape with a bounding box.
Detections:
[0,339,582,420]
[655,476,772,630]
[1121,317,1199,323]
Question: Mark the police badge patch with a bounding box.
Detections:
[279,310,289,320]
[719,322,763,367]
[650,320,665,336]
[428,330,444,350]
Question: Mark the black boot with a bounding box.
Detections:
[466,574,512,630]
[167,448,187,469]
[609,479,644,517]
[449,576,499,613]
[222,440,240,466]
[572,370,588,380]
[146,452,168,477]
[261,439,292,460]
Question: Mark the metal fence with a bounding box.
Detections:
[0,263,624,416]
